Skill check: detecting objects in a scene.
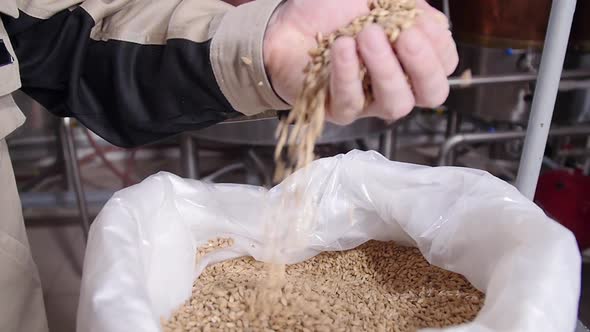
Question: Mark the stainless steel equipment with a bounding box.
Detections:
[181,117,394,180]
[446,45,590,125]
[438,125,590,166]
[439,0,590,125]
[189,117,392,146]
[60,118,90,239]
[446,45,535,124]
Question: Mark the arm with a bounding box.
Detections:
[2,0,289,148]
[2,0,456,147]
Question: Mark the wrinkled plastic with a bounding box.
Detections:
[77,150,581,332]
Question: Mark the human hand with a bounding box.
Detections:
[264,0,458,125]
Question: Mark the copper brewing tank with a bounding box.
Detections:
[428,0,590,51]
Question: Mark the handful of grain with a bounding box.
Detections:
[162,241,484,332]
[274,0,419,181]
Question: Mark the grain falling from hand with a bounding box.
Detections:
[162,3,442,331]
[260,0,420,317]
[273,0,420,182]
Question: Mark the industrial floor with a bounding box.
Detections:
[27,225,84,332]
[20,149,590,332]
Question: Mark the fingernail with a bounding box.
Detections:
[401,29,422,55]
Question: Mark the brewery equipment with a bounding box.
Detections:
[442,0,590,124]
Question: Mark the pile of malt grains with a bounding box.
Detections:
[196,238,235,262]
[162,241,484,332]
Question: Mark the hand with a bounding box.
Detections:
[264,0,458,125]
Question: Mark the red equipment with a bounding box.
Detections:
[535,170,590,250]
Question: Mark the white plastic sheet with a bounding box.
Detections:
[77,150,581,332]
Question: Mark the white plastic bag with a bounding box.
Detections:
[77,150,581,332]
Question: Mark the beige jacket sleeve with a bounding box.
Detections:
[80,0,290,116]
[3,0,290,147]
[210,0,291,115]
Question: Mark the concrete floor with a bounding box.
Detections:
[27,225,84,332]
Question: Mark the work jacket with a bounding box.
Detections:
[0,0,289,146]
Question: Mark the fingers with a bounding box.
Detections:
[357,24,415,121]
[415,16,458,75]
[415,0,450,29]
[327,3,457,124]
[328,37,365,125]
[394,27,449,108]
[414,1,458,75]
[419,22,458,75]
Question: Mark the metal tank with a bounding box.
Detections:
[441,0,590,125]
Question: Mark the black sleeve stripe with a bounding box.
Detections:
[2,8,239,148]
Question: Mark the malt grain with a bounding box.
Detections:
[162,241,484,332]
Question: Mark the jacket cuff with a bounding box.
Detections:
[210,0,290,116]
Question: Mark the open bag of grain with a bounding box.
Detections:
[76,150,581,332]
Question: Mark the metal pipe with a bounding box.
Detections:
[378,129,394,160]
[515,0,578,199]
[58,124,74,191]
[584,136,590,175]
[180,134,199,179]
[20,190,114,209]
[201,163,245,183]
[556,148,590,158]
[247,149,272,187]
[18,164,60,192]
[60,118,91,240]
[390,125,399,160]
[442,0,451,22]
[447,70,590,88]
[444,111,460,165]
[438,126,590,166]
